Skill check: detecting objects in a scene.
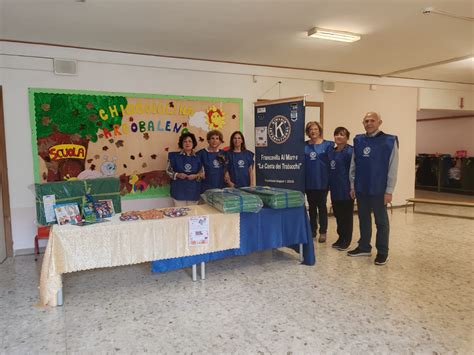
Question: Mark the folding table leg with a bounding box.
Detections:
[192,264,197,282]
[200,262,206,280]
[57,288,63,306]
[299,243,304,262]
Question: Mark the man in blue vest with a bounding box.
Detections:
[347,112,399,265]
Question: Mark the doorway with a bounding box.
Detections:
[0,86,13,262]
[305,101,324,129]
[415,109,474,199]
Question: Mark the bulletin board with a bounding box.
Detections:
[29,88,243,199]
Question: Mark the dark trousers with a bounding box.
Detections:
[332,199,354,246]
[305,189,328,236]
[356,194,389,255]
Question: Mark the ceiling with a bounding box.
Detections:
[1,0,473,84]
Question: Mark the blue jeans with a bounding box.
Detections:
[356,194,389,255]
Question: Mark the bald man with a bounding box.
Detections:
[348,112,399,265]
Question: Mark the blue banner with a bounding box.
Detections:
[254,99,305,191]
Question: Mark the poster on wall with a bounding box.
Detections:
[29,88,242,199]
[254,97,305,191]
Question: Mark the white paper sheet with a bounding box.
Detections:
[43,195,56,223]
[188,215,209,246]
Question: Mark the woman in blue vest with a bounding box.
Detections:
[197,130,226,192]
[225,131,254,188]
[166,132,203,206]
[304,121,333,242]
[328,127,354,250]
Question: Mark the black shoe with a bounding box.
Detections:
[318,233,327,243]
[347,248,371,257]
[331,240,343,248]
[374,254,389,265]
[337,243,351,251]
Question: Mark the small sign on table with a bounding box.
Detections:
[188,215,209,246]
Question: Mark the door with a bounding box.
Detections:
[0,86,12,262]
[305,101,324,129]
[0,178,6,263]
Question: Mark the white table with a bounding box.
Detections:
[39,205,240,307]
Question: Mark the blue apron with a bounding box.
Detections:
[226,150,255,188]
[304,140,333,190]
[328,145,353,201]
[168,152,202,201]
[197,148,226,192]
[354,132,397,196]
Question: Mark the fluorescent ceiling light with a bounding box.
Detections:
[307,27,361,43]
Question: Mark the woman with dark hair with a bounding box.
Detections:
[304,121,333,242]
[328,127,354,250]
[225,131,255,188]
[166,132,203,206]
[197,130,226,192]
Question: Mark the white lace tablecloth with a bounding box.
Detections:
[39,205,240,306]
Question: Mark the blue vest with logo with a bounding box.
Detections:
[197,148,226,192]
[168,152,202,201]
[226,150,255,188]
[328,145,353,201]
[354,132,397,196]
[304,140,333,190]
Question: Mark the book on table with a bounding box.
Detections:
[54,203,82,225]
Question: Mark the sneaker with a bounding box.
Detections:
[331,240,342,248]
[374,254,389,265]
[337,243,351,251]
[318,233,327,243]
[347,248,371,257]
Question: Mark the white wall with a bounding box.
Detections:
[323,82,418,206]
[419,88,474,111]
[2,43,325,252]
[416,117,474,155]
[0,41,472,252]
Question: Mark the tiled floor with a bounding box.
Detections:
[412,190,474,218]
[1,206,473,354]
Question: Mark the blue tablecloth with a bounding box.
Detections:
[151,206,315,273]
